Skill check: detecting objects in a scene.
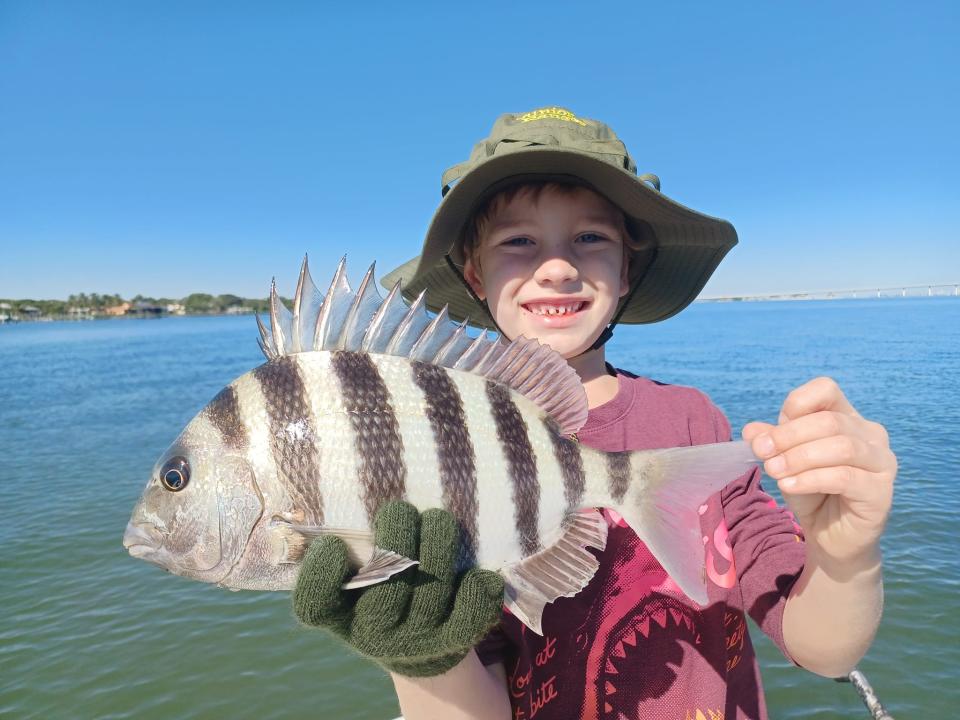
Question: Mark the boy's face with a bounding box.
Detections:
[464,186,630,359]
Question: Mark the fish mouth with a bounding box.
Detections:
[122,521,164,560]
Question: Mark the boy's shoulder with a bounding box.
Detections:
[579,368,732,448]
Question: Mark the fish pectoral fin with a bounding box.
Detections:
[342,546,418,590]
[292,525,415,588]
[273,522,376,567]
[501,508,608,636]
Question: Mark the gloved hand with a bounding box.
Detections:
[293,500,505,677]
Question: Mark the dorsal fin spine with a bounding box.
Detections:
[474,339,506,375]
[257,258,589,435]
[291,258,308,353]
[434,319,469,366]
[256,313,277,359]
[313,257,349,351]
[336,264,378,351]
[385,290,427,356]
[409,306,448,362]
[453,331,489,371]
[269,279,291,355]
[362,281,401,352]
[256,335,270,360]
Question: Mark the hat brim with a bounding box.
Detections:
[382,146,737,327]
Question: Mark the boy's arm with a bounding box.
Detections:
[781,539,883,677]
[742,377,896,678]
[391,653,511,720]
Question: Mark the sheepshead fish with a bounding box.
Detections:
[123,258,757,633]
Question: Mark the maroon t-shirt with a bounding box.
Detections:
[475,370,806,720]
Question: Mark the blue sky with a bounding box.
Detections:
[1,1,957,300]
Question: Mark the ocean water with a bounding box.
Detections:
[1,298,957,719]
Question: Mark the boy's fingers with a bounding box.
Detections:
[750,411,861,459]
[407,508,460,628]
[441,568,505,647]
[372,500,421,558]
[778,466,888,502]
[353,500,420,630]
[779,376,859,421]
[762,435,888,481]
[293,535,351,627]
[741,421,775,443]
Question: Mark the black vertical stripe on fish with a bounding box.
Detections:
[252,358,325,524]
[607,451,631,503]
[204,385,247,451]
[486,380,540,556]
[331,351,406,520]
[544,418,585,511]
[411,362,479,567]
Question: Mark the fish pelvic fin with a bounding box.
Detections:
[592,440,758,606]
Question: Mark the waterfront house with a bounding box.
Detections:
[67,306,94,320]
[105,302,131,316]
[127,301,167,317]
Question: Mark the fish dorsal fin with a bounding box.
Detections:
[258,256,589,435]
[472,335,588,436]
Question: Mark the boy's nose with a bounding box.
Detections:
[534,256,580,286]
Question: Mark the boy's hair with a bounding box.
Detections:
[460,179,654,272]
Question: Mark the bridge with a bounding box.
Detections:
[699,283,959,302]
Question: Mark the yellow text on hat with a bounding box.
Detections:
[517,107,587,126]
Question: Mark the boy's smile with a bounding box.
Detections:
[463,186,630,359]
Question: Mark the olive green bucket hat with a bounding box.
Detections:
[381,106,738,332]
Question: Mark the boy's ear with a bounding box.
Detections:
[463,258,487,301]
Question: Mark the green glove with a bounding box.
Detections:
[293,500,505,677]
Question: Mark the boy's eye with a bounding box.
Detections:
[577,232,607,244]
[501,236,533,247]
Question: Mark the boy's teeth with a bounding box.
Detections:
[526,302,584,316]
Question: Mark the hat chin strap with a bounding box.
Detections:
[444,248,657,359]
[445,254,508,337]
[581,247,657,354]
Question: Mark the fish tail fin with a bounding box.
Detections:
[597,440,757,605]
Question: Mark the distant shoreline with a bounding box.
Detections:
[0,293,279,325]
[0,309,263,324]
[699,283,958,302]
[1,290,956,325]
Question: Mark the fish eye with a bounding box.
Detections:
[159,456,190,492]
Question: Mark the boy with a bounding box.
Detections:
[293,107,896,719]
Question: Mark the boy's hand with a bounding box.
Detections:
[293,500,505,677]
[742,377,896,566]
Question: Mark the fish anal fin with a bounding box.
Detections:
[501,509,608,635]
